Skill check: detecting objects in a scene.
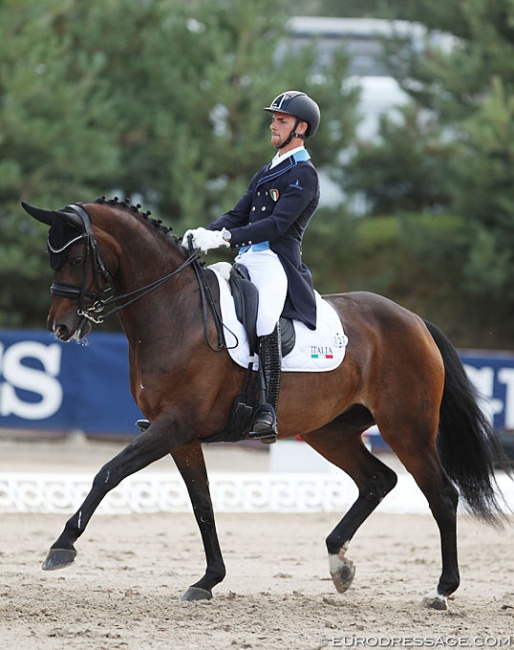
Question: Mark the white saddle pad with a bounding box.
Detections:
[209,263,348,373]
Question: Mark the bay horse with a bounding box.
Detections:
[21,197,508,610]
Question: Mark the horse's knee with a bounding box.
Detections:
[92,464,121,492]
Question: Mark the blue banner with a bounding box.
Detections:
[1,329,514,438]
[461,350,514,431]
[0,329,142,436]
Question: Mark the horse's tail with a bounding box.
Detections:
[424,319,510,524]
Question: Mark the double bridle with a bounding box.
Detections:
[51,204,225,350]
[49,204,113,321]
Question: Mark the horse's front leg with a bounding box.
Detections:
[171,441,226,601]
[42,418,186,571]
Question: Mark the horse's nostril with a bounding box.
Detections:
[55,323,69,340]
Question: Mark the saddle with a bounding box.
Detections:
[228,263,295,357]
[137,263,346,441]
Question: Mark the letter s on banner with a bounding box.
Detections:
[0,341,63,419]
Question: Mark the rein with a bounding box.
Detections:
[189,241,226,352]
[78,248,199,324]
[57,205,227,350]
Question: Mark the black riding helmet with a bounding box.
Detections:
[263,91,320,148]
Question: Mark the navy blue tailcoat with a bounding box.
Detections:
[208,150,320,330]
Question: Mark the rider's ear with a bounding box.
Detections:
[296,121,308,136]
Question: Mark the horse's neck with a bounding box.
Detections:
[91,205,201,347]
[110,230,196,343]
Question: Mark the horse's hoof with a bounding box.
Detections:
[329,555,355,594]
[42,548,77,571]
[179,586,213,602]
[422,590,448,611]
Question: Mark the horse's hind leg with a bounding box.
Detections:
[388,438,459,610]
[302,428,398,594]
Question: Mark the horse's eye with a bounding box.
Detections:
[71,256,83,266]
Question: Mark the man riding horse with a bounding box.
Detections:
[184,90,321,443]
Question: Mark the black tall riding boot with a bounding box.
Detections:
[248,323,282,443]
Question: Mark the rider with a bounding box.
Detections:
[184,90,321,443]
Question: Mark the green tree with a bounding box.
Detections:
[0,0,358,327]
[382,0,514,303]
[451,77,514,298]
[60,0,357,224]
[343,104,455,215]
[0,0,121,327]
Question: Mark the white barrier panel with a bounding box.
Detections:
[0,472,512,515]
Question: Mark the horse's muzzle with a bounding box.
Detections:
[48,313,91,342]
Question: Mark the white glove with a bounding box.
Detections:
[182,227,206,248]
[183,227,230,254]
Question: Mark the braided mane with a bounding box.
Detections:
[94,195,181,243]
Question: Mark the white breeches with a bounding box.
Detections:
[235,248,288,337]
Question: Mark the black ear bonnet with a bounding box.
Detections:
[20,202,89,271]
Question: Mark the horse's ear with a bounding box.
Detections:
[21,202,83,229]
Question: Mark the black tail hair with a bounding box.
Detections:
[424,320,511,524]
